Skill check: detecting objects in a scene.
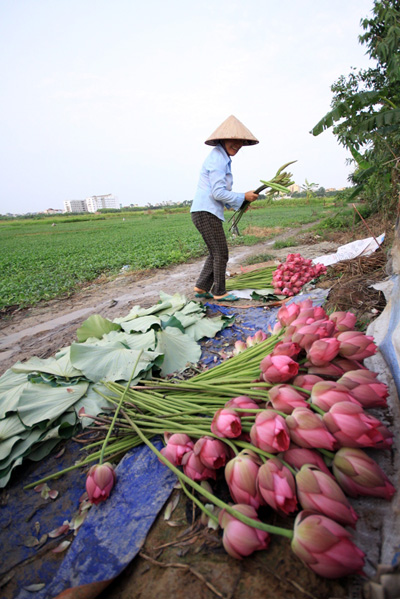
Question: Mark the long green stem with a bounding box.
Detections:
[99,351,143,464]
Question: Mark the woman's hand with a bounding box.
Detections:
[244,191,259,202]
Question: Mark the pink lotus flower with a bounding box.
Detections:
[271,341,302,358]
[211,408,242,439]
[257,457,298,515]
[285,407,337,450]
[328,311,357,332]
[219,504,270,559]
[332,357,366,372]
[86,462,116,505]
[306,337,340,367]
[310,380,361,411]
[193,436,231,470]
[277,302,301,326]
[268,384,309,414]
[246,330,268,346]
[323,402,393,449]
[233,340,247,356]
[181,451,216,481]
[292,320,336,351]
[160,433,194,466]
[296,465,358,527]
[224,450,263,508]
[305,362,346,379]
[225,395,260,417]
[292,374,324,391]
[337,370,388,408]
[281,446,334,478]
[260,354,299,384]
[337,330,377,361]
[291,511,365,578]
[332,447,396,500]
[250,410,291,453]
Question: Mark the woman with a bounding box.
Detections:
[191,115,259,302]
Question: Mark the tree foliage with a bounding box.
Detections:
[310,0,400,213]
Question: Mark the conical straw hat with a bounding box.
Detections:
[205,115,259,146]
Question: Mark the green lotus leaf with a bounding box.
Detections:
[70,342,161,383]
[156,327,201,376]
[11,353,82,379]
[120,315,161,333]
[0,370,31,418]
[0,414,27,442]
[17,381,89,427]
[76,314,121,342]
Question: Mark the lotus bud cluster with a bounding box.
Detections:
[86,297,393,581]
[272,253,327,296]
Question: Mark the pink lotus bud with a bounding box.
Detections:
[282,446,333,478]
[233,340,247,356]
[193,436,231,470]
[272,341,301,358]
[296,465,358,527]
[257,457,298,515]
[332,357,366,372]
[337,330,377,361]
[225,450,263,508]
[250,410,291,453]
[219,504,270,559]
[268,384,309,414]
[305,361,345,379]
[285,407,337,450]
[329,311,357,332]
[291,511,365,578]
[246,330,268,346]
[323,402,393,449]
[310,381,361,411]
[277,302,301,326]
[307,337,340,366]
[292,320,336,351]
[86,463,116,505]
[181,451,216,481]
[225,395,260,417]
[337,370,388,408]
[160,433,194,466]
[211,408,242,439]
[292,374,324,391]
[332,447,396,500]
[260,354,299,383]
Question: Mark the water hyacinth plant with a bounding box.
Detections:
[27,298,396,580]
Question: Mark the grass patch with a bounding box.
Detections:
[244,253,276,265]
[273,237,299,249]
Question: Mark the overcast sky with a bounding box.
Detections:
[0,0,375,214]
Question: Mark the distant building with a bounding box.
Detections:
[86,194,118,212]
[288,184,301,193]
[326,188,337,192]
[43,208,63,215]
[64,200,88,213]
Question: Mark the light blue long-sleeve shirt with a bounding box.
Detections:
[190,144,245,221]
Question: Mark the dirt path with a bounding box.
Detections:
[0,224,339,376]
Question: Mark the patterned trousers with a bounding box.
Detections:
[191,211,229,296]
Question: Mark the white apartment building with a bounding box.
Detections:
[63,200,88,213]
[86,194,118,212]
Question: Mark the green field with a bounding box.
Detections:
[0,200,335,311]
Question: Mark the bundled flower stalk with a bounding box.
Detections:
[27,300,395,581]
[228,161,296,235]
